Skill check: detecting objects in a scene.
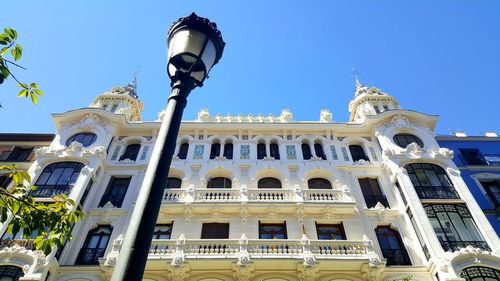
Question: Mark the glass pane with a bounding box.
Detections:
[424,170,442,186]
[46,168,64,185]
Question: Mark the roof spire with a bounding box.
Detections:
[351,67,363,88]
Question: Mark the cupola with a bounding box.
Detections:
[89,79,144,122]
[348,77,399,123]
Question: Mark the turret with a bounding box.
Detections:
[348,77,399,123]
[89,79,144,122]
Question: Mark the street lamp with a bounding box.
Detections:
[111,13,225,281]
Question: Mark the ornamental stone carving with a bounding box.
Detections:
[402,142,424,158]
[319,109,333,123]
[431,147,454,159]
[0,243,47,273]
[232,264,254,281]
[167,265,189,281]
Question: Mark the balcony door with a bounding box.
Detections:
[201,223,229,239]
[76,226,112,265]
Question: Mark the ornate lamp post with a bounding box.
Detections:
[111,13,225,281]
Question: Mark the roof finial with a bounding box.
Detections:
[351,67,363,88]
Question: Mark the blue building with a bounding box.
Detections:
[436,132,500,236]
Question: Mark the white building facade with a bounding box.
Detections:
[0,80,499,281]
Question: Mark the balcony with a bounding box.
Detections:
[415,186,460,200]
[163,188,354,204]
[30,185,73,198]
[149,238,370,260]
[440,241,491,252]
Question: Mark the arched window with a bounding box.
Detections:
[258,177,282,189]
[314,143,326,160]
[301,143,312,160]
[393,133,424,148]
[76,225,113,265]
[210,142,221,159]
[66,132,97,147]
[348,145,369,162]
[120,144,141,161]
[461,266,500,281]
[257,142,267,160]
[405,163,458,199]
[166,177,182,189]
[424,204,488,252]
[308,178,332,189]
[207,177,232,189]
[33,161,84,197]
[177,143,189,159]
[270,143,280,160]
[375,226,411,266]
[223,143,233,159]
[0,265,24,281]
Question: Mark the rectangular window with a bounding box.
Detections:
[480,180,500,208]
[5,147,33,161]
[98,177,131,208]
[316,223,346,240]
[358,178,389,208]
[201,223,229,239]
[259,222,287,239]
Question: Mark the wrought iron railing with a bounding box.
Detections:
[30,185,73,197]
[440,241,491,252]
[381,248,412,266]
[75,248,106,265]
[414,186,460,200]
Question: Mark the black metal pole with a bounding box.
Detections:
[111,73,196,281]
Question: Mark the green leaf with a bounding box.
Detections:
[11,44,22,61]
[0,46,8,56]
[17,89,28,97]
[4,28,17,40]
[30,93,38,105]
[34,88,43,96]
[29,82,38,89]
[0,66,9,79]
[17,83,28,89]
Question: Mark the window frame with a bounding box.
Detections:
[257,143,267,160]
[308,178,332,189]
[358,178,389,208]
[405,163,459,199]
[375,226,412,266]
[392,133,424,148]
[259,222,288,239]
[270,142,280,160]
[76,225,113,265]
[66,132,97,147]
[177,142,189,160]
[349,145,369,162]
[119,143,141,161]
[98,177,131,208]
[315,223,346,240]
[223,143,233,159]
[166,177,182,189]
[201,222,230,239]
[0,265,24,281]
[210,142,221,159]
[424,204,489,252]
[32,161,84,197]
[258,177,282,189]
[207,177,232,189]
[301,143,312,160]
[460,266,500,281]
[314,143,327,160]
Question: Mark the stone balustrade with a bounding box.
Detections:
[148,238,369,260]
[163,188,354,204]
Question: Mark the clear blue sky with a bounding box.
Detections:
[0,1,499,135]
